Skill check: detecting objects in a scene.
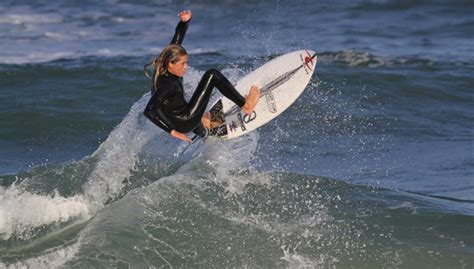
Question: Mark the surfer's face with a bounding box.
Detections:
[167,55,188,77]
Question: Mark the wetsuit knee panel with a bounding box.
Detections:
[203,68,221,80]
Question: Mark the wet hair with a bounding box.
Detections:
[144,44,188,94]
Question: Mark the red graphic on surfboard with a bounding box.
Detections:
[304,50,314,71]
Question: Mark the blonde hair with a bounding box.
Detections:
[144,44,188,94]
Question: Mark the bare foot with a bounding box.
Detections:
[242,85,260,114]
[201,112,211,129]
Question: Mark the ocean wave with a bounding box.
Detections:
[318,50,473,68]
[0,66,208,242]
[1,135,473,267]
[350,0,474,11]
[63,169,474,268]
[0,13,63,25]
[1,45,472,70]
[0,241,81,269]
[0,185,89,241]
[0,47,223,65]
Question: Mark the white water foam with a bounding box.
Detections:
[280,246,337,269]
[0,186,89,241]
[161,126,270,196]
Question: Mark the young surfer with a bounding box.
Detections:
[143,10,260,143]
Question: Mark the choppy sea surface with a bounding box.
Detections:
[1,1,473,268]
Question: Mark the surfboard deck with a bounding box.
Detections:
[207,50,317,140]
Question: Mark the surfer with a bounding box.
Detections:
[143,10,260,143]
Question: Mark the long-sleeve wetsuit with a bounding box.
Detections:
[143,19,246,136]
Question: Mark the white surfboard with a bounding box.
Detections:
[207,50,317,140]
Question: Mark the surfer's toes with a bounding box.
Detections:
[242,85,260,114]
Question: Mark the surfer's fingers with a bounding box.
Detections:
[178,10,192,21]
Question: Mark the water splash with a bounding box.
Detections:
[81,94,157,212]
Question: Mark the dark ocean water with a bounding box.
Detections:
[0,0,473,268]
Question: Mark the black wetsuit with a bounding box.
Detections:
[143,20,245,137]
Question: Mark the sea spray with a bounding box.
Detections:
[82,94,157,212]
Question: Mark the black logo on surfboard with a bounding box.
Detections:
[236,111,257,132]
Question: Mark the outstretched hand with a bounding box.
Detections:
[178,10,192,22]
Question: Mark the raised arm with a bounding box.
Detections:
[170,10,192,45]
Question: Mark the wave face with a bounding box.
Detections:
[1,0,473,268]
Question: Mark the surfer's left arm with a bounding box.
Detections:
[170,10,192,45]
